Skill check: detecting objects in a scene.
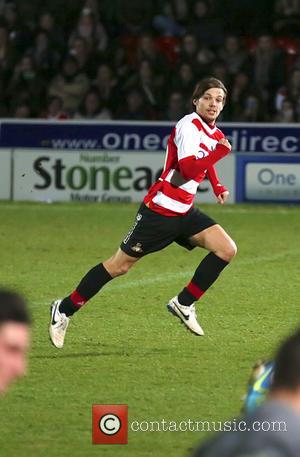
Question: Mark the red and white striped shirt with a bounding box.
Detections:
[144,112,230,216]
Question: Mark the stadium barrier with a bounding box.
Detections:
[0,120,299,204]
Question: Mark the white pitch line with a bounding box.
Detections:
[29,248,298,307]
[100,249,300,292]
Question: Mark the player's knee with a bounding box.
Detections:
[224,240,237,262]
[116,262,132,276]
[104,252,137,277]
[218,239,237,262]
[110,258,136,277]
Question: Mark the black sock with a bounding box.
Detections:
[178,253,229,306]
[60,263,112,316]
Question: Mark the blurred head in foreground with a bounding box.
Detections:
[245,329,300,413]
[193,328,300,457]
[271,328,300,409]
[0,290,31,395]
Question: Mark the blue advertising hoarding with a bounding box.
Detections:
[0,120,299,153]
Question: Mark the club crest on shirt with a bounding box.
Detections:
[131,242,143,253]
[196,150,209,159]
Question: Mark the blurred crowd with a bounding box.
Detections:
[0,0,300,122]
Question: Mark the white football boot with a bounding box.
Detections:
[49,300,69,348]
[167,296,204,336]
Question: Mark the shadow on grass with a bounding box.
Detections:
[31,348,170,359]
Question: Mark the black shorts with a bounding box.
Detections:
[120,203,217,258]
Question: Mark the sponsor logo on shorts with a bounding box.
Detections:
[131,242,143,253]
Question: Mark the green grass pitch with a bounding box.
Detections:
[0,201,299,457]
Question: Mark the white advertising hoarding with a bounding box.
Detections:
[245,162,300,202]
[13,149,235,203]
[0,149,11,200]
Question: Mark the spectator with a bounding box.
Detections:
[125,60,162,116]
[229,72,252,118]
[171,62,196,98]
[7,54,45,115]
[197,44,216,76]
[69,36,95,78]
[0,23,15,107]
[219,36,248,77]
[92,63,120,113]
[135,33,168,78]
[2,1,32,56]
[288,68,300,99]
[117,2,155,35]
[13,103,31,118]
[273,0,300,35]
[275,0,300,15]
[42,96,69,120]
[165,91,186,121]
[74,89,111,120]
[172,0,189,21]
[274,85,288,112]
[83,0,100,18]
[218,0,272,36]
[274,98,296,122]
[38,11,65,53]
[109,45,130,81]
[189,0,224,48]
[295,94,300,121]
[179,34,199,68]
[251,35,285,108]
[179,33,216,75]
[119,89,149,120]
[29,29,61,79]
[211,62,229,85]
[137,59,162,105]
[0,22,15,72]
[193,328,300,457]
[48,56,90,114]
[240,94,267,122]
[68,8,107,53]
[152,2,185,37]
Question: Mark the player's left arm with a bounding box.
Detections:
[206,134,230,205]
[206,165,229,205]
